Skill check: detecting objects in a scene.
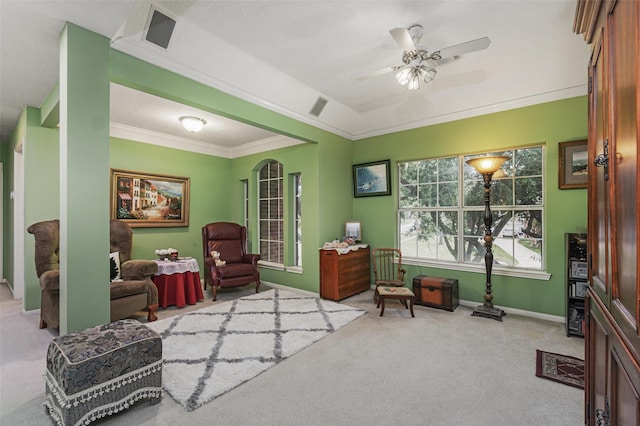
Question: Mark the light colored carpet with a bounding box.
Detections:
[145,289,365,410]
[0,282,585,425]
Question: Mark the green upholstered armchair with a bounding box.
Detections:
[27,219,159,329]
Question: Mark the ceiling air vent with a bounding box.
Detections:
[144,8,176,49]
[309,97,328,117]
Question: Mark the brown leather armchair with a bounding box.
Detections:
[27,219,159,329]
[201,222,260,301]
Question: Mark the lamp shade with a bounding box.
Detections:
[466,155,509,175]
[179,116,206,133]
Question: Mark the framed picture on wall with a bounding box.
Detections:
[352,159,391,198]
[558,140,588,189]
[110,168,190,227]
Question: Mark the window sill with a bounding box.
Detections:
[402,258,551,281]
[285,266,303,274]
[258,261,285,271]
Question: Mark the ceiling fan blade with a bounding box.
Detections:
[389,27,416,52]
[356,65,402,81]
[435,36,491,59]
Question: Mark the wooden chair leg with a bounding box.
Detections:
[147,304,159,322]
[212,286,218,301]
[379,297,386,317]
[255,280,261,294]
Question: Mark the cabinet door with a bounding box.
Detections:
[588,30,611,306]
[606,0,639,356]
[586,296,609,425]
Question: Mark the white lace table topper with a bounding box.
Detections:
[153,257,200,275]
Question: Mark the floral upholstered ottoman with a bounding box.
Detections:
[44,319,162,426]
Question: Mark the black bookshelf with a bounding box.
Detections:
[566,233,587,337]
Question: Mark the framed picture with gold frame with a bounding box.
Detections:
[110,168,190,227]
[559,140,588,189]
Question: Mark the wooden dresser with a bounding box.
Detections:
[319,246,370,301]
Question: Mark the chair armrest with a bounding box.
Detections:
[243,254,260,266]
[121,259,158,280]
[40,270,60,292]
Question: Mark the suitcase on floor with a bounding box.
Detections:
[412,275,459,311]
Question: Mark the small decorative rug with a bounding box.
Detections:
[145,289,365,411]
[535,350,584,389]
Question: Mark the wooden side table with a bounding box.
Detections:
[376,286,415,317]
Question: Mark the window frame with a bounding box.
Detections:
[257,160,284,267]
[397,145,550,281]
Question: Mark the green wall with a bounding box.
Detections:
[352,96,588,316]
[110,137,232,263]
[1,23,588,323]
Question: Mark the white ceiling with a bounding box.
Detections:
[0,0,590,155]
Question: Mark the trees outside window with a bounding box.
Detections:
[399,146,544,270]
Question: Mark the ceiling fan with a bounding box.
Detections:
[360,24,491,91]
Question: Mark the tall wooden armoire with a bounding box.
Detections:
[574,1,639,425]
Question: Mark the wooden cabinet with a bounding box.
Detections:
[566,233,588,337]
[319,246,370,301]
[575,1,640,424]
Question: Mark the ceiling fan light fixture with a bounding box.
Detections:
[407,72,421,90]
[179,116,207,132]
[395,67,413,85]
[419,65,437,83]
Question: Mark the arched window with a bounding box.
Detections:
[258,160,283,264]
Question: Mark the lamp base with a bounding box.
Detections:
[471,304,506,322]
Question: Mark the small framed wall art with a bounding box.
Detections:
[352,159,391,198]
[558,139,588,189]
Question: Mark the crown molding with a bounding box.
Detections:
[351,85,588,140]
[110,122,305,158]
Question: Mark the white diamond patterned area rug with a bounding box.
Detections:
[145,288,366,411]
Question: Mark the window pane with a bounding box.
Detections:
[418,160,438,183]
[491,179,513,206]
[463,180,485,206]
[400,162,418,183]
[515,177,542,205]
[438,182,458,206]
[399,184,418,208]
[418,184,437,207]
[438,157,458,181]
[438,211,458,234]
[514,146,542,176]
[259,181,268,198]
[463,211,484,235]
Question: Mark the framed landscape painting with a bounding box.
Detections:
[110,169,190,227]
[558,140,588,189]
[353,159,391,198]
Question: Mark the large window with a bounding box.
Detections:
[399,146,544,270]
[258,160,283,264]
[292,173,302,267]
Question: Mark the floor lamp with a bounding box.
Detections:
[466,155,509,321]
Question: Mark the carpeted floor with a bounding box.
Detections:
[146,289,365,410]
[1,282,585,425]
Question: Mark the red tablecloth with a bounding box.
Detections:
[152,258,204,308]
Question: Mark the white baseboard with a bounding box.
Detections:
[459,299,565,323]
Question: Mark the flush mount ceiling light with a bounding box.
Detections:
[179,116,207,133]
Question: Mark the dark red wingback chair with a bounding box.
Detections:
[201,222,260,301]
